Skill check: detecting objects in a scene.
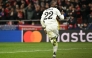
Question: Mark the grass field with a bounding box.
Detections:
[0,42,92,58]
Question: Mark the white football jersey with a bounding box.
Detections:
[40,7,64,28]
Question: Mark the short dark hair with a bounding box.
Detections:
[50,1,56,6]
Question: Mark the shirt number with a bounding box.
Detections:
[44,11,53,20]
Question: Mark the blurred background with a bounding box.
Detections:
[0,0,92,30]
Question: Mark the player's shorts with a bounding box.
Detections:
[45,24,59,39]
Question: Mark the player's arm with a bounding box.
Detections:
[56,9,64,20]
[40,11,46,29]
[40,11,47,33]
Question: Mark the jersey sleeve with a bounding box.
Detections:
[56,8,64,20]
[40,11,46,28]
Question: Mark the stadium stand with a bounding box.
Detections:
[0,0,92,30]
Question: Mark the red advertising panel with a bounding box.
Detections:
[19,24,68,30]
[19,25,42,30]
[59,24,68,30]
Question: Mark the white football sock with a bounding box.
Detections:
[53,45,58,54]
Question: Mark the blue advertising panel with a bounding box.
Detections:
[0,30,21,42]
[0,25,18,30]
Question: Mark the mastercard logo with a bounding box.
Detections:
[23,31,42,42]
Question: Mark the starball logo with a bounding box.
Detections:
[46,30,92,42]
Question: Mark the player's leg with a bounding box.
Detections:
[46,27,59,58]
[46,25,58,58]
[52,27,59,58]
[50,36,58,58]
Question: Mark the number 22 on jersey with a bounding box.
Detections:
[44,11,53,20]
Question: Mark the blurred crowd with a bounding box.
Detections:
[0,0,92,30]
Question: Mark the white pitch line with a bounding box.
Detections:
[0,48,92,54]
[0,49,52,53]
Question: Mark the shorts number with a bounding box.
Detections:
[44,11,53,20]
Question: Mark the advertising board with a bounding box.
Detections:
[23,30,92,42]
[0,30,21,42]
[0,25,18,30]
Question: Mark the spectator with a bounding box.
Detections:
[80,0,87,5]
[25,3,34,20]
[89,5,92,15]
[87,12,92,23]
[20,4,25,12]
[81,23,88,30]
[13,1,17,9]
[20,0,26,8]
[61,10,67,18]
[15,4,19,9]
[87,23,92,29]
[68,15,76,29]
[4,7,10,20]
[32,4,41,20]
[45,2,49,9]
[73,0,80,6]
[66,6,76,17]
[7,0,15,6]
[87,3,92,14]
[16,9,24,20]
[16,0,21,7]
[65,0,71,9]
[0,8,5,20]
[6,21,13,25]
[20,3,26,19]
[75,4,81,18]
[18,20,25,25]
[40,6,45,16]
[25,0,30,5]
[40,1,45,8]
[58,5,64,11]
[81,4,88,22]
[9,8,17,20]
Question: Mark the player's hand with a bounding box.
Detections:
[44,29,47,34]
[42,27,47,34]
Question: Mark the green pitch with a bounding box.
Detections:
[0,42,92,58]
